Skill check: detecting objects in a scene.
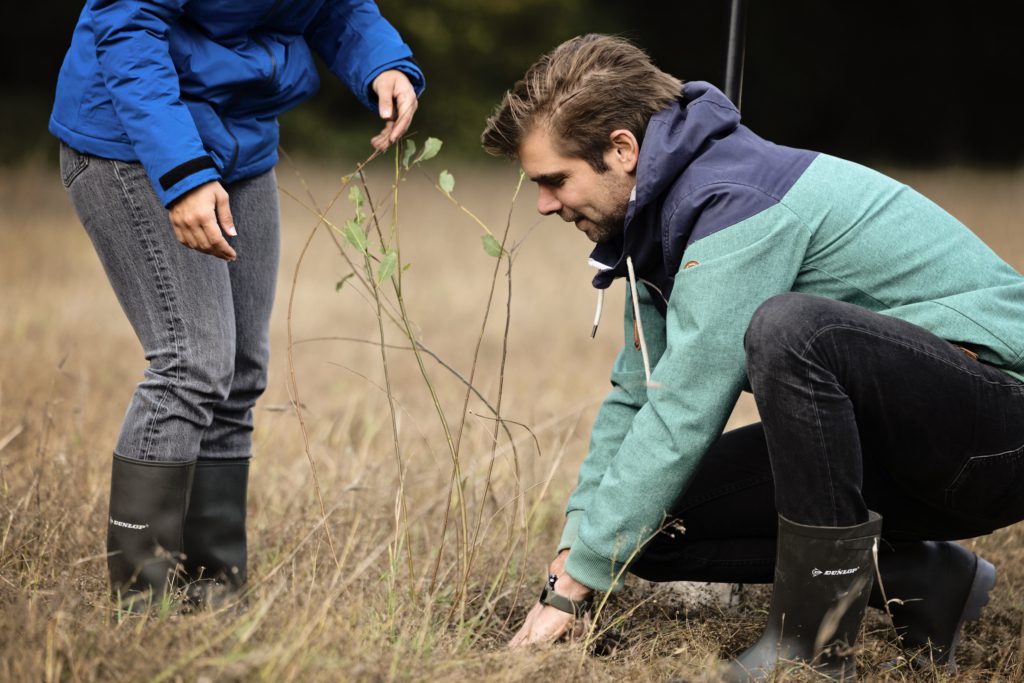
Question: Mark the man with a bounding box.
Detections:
[481,34,1024,679]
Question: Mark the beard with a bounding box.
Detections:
[562,201,628,244]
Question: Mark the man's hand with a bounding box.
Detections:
[168,181,236,261]
[509,550,595,647]
[370,69,418,151]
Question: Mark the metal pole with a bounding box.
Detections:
[724,0,748,109]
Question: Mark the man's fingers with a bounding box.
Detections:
[532,608,575,644]
[508,629,526,648]
[570,613,592,641]
[508,604,577,648]
[508,603,543,648]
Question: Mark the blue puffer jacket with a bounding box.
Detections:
[50,0,425,206]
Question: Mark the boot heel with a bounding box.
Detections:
[939,556,997,672]
[961,557,996,622]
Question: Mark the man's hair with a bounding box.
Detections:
[481,34,683,172]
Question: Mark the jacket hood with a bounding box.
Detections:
[589,81,741,290]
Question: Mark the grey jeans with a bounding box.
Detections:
[60,143,279,462]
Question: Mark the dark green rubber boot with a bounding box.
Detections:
[870,540,996,673]
[721,512,883,682]
[107,455,195,612]
[182,459,249,607]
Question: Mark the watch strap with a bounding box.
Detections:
[539,574,592,617]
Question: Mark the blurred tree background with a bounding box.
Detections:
[4,0,1024,165]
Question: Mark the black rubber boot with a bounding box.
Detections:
[722,512,883,682]
[107,455,195,611]
[870,540,996,672]
[182,459,249,607]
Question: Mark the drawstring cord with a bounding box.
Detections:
[590,288,605,338]
[626,256,652,382]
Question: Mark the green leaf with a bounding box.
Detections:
[402,263,412,272]
[348,184,363,210]
[378,250,398,283]
[439,169,455,194]
[335,273,354,292]
[481,234,503,258]
[416,137,443,163]
[344,219,368,253]
[402,139,417,169]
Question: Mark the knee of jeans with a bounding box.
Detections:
[225,370,268,408]
[744,293,836,371]
[201,358,236,404]
[150,344,235,404]
[227,345,270,403]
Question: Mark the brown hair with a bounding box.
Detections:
[481,34,683,172]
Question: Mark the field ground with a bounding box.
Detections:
[2,156,1024,681]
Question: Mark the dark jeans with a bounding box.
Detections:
[632,293,1024,583]
[60,144,280,462]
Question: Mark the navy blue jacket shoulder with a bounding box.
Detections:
[588,82,815,314]
[50,0,425,206]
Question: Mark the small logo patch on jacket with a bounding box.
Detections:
[683,260,700,270]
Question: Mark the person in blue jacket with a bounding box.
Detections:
[51,0,425,611]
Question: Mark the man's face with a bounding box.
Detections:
[519,128,636,244]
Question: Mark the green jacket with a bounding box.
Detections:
[559,83,1024,592]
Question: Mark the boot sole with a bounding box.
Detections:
[941,555,997,673]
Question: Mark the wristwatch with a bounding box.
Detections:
[539,573,592,617]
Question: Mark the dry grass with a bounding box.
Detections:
[1,155,1023,682]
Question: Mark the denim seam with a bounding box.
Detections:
[944,443,1024,504]
[61,149,90,188]
[802,323,1022,388]
[111,160,184,461]
[810,369,840,525]
[798,335,840,525]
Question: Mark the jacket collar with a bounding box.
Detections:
[589,81,741,290]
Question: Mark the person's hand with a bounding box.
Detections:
[508,601,592,648]
[168,181,236,261]
[509,553,594,647]
[370,69,418,151]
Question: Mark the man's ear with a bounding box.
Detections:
[608,129,639,174]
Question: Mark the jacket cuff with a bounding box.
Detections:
[156,156,222,207]
[564,535,627,593]
[557,509,585,553]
